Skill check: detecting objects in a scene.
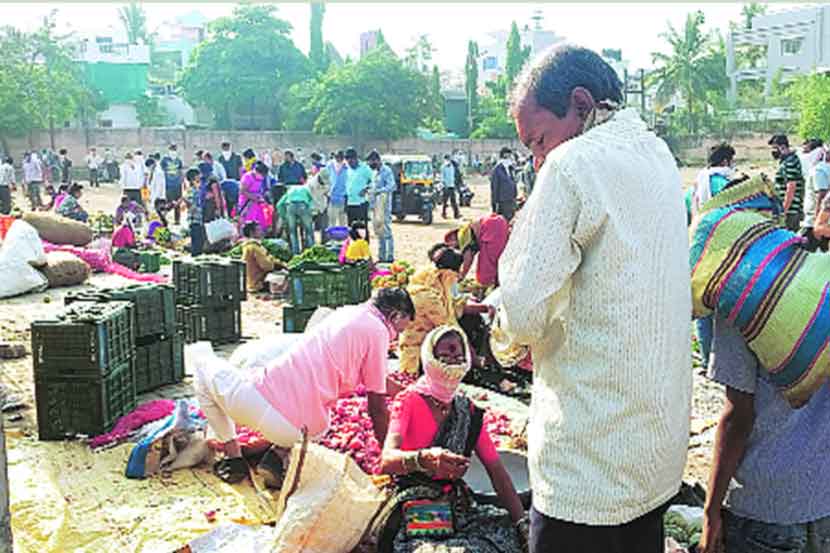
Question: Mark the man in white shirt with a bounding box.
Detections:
[499,45,691,552]
[801,148,830,252]
[85,147,102,188]
[119,152,144,206]
[146,157,166,209]
[22,152,44,210]
[134,150,147,181]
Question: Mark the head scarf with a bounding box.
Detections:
[457,223,473,251]
[410,325,471,404]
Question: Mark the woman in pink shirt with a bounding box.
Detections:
[376,325,527,553]
[192,288,415,487]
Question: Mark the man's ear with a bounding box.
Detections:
[570,87,596,121]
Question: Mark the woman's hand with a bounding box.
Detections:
[420,448,470,480]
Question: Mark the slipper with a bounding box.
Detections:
[213,457,248,484]
[258,447,285,490]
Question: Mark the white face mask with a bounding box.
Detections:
[222,151,231,160]
[169,151,178,159]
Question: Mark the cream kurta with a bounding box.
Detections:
[498,108,692,525]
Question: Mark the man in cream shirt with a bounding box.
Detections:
[498,45,692,552]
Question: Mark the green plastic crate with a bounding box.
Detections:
[134,334,185,393]
[65,284,176,339]
[177,303,241,345]
[35,358,136,440]
[344,262,371,304]
[288,263,351,309]
[32,301,135,377]
[282,304,317,333]
[173,258,246,306]
[138,251,161,274]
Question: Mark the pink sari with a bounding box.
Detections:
[237,171,268,229]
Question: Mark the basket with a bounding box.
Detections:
[32,301,135,377]
[36,358,136,441]
[134,334,185,393]
[282,304,317,333]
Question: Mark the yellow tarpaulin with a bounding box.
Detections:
[7,430,278,553]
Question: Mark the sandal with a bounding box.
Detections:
[213,457,248,484]
[258,447,285,490]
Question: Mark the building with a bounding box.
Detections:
[477,15,566,83]
[76,37,151,128]
[153,11,209,77]
[727,5,830,103]
[442,90,469,137]
[360,30,381,58]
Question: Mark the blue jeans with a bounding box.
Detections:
[696,315,713,369]
[286,201,314,255]
[725,511,830,553]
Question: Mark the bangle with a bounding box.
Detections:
[414,450,424,472]
[403,452,418,473]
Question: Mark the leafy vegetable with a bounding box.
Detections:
[287,245,338,270]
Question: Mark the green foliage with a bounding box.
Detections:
[405,34,435,74]
[471,83,516,139]
[430,65,443,121]
[464,40,479,136]
[308,47,433,140]
[789,72,830,140]
[179,4,311,130]
[309,2,327,73]
[282,79,322,131]
[663,511,701,549]
[118,3,152,45]
[505,22,530,88]
[134,95,168,127]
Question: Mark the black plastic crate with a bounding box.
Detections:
[66,284,176,339]
[134,334,186,393]
[32,301,135,377]
[179,303,242,345]
[173,258,246,306]
[282,304,317,333]
[36,358,136,440]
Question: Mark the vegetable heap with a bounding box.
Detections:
[89,212,114,234]
[371,260,415,289]
[286,245,338,270]
[663,511,702,550]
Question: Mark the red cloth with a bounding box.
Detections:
[389,389,499,464]
[476,214,509,287]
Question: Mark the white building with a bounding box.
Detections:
[477,20,566,83]
[727,5,830,102]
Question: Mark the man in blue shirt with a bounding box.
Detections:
[161,144,183,224]
[277,150,307,186]
[327,150,349,228]
[699,319,830,553]
[344,148,373,233]
[368,150,395,262]
[441,154,460,219]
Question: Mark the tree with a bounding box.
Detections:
[471,91,516,139]
[308,47,432,141]
[431,65,443,120]
[135,95,168,126]
[789,72,830,139]
[309,2,327,73]
[464,40,479,136]
[649,11,728,134]
[118,2,151,45]
[405,34,435,74]
[505,22,530,87]
[179,4,311,130]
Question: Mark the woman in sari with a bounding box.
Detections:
[237,161,269,232]
[378,325,527,553]
[444,214,510,291]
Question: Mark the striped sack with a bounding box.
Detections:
[689,175,830,408]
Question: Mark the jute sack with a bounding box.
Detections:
[40,251,91,288]
[272,435,389,553]
[23,211,93,246]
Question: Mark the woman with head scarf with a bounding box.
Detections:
[378,325,527,553]
[444,214,510,292]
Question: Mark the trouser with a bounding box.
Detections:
[224,194,237,219]
[442,186,460,218]
[497,199,516,222]
[190,223,206,256]
[801,227,829,252]
[695,315,713,369]
[376,215,394,262]
[529,502,669,553]
[314,210,328,244]
[286,201,314,255]
[27,181,43,210]
[89,168,99,187]
[329,203,347,228]
[166,185,182,224]
[0,186,10,215]
[125,189,144,207]
[192,350,302,448]
[785,212,803,232]
[724,510,830,553]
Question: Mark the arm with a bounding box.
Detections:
[784,181,796,212]
[814,205,830,238]
[700,387,755,553]
[483,456,525,524]
[458,249,475,281]
[366,391,389,445]
[816,190,828,222]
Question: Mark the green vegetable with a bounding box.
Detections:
[262,239,293,262]
[663,511,702,548]
[287,244,338,270]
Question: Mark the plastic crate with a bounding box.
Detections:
[35,358,136,440]
[138,251,161,274]
[32,302,135,377]
[288,264,350,309]
[66,284,176,339]
[177,303,241,345]
[344,262,371,304]
[173,258,246,306]
[282,304,317,333]
[134,334,185,393]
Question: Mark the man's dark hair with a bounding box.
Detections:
[120,194,129,204]
[58,184,69,193]
[152,152,161,161]
[203,152,214,162]
[59,148,67,155]
[145,158,155,168]
[428,242,447,261]
[367,150,381,162]
[434,247,464,272]
[221,142,231,149]
[69,183,83,195]
[135,149,143,155]
[242,148,255,159]
[4,157,12,164]
[242,221,260,238]
[284,150,294,159]
[510,45,624,118]
[311,152,322,162]
[373,287,416,320]
[345,148,358,160]
[768,134,789,147]
[169,144,177,150]
[185,168,200,182]
[708,143,736,167]
[195,149,204,159]
[499,147,512,158]
[254,161,269,175]
[335,150,345,160]
[443,154,450,160]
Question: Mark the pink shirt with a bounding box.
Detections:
[389,389,499,464]
[254,303,390,436]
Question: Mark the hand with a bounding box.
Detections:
[516,516,530,553]
[420,448,470,480]
[486,305,496,319]
[699,508,724,553]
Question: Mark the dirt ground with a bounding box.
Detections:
[0,167,720,498]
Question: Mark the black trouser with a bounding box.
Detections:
[497,199,516,222]
[190,223,206,257]
[89,168,99,187]
[0,187,10,215]
[346,203,370,239]
[442,186,460,218]
[125,189,144,207]
[785,212,802,232]
[801,226,829,252]
[315,210,329,244]
[529,501,669,553]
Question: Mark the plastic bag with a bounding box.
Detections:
[0,220,49,298]
[205,218,237,244]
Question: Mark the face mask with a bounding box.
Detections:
[771,149,781,160]
[169,151,178,159]
[222,151,231,160]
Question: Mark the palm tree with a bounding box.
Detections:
[118,3,149,45]
[649,11,727,133]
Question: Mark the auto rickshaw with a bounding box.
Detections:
[382,155,436,225]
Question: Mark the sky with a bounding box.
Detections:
[2,2,810,72]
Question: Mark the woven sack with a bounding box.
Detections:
[40,251,91,288]
[23,211,93,246]
[690,175,830,407]
[272,435,389,553]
